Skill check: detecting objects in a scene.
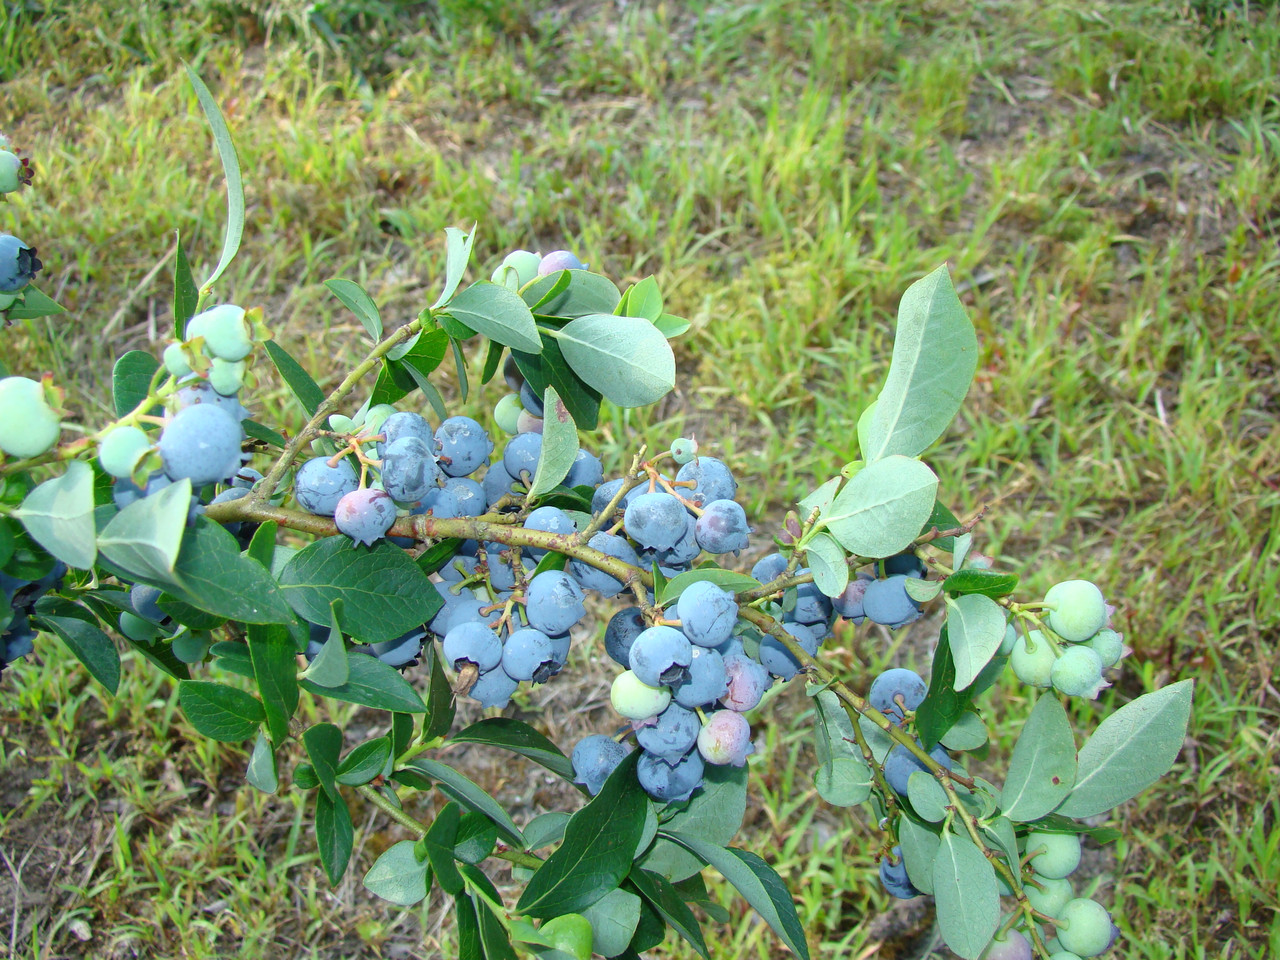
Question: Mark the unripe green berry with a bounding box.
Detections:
[1050,645,1109,700]
[999,620,1018,655]
[1056,898,1119,957]
[494,393,523,435]
[610,670,671,720]
[98,425,153,479]
[1024,831,1081,879]
[189,304,252,362]
[1048,954,1084,960]
[363,403,398,435]
[1025,874,1074,918]
[1085,627,1126,667]
[208,358,246,397]
[1045,579,1108,642]
[491,249,542,289]
[0,376,60,458]
[0,150,22,193]
[163,342,194,379]
[119,610,161,644]
[671,437,698,464]
[1010,629,1056,688]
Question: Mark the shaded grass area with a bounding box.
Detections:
[1,0,1278,957]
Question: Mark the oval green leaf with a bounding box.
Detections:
[822,455,938,558]
[555,314,675,408]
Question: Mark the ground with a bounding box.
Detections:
[1,1,1278,958]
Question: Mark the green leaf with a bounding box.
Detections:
[581,887,642,959]
[1000,694,1077,822]
[455,812,499,865]
[811,688,872,806]
[943,568,1019,598]
[619,276,662,321]
[897,817,940,895]
[527,386,580,500]
[301,652,427,713]
[981,816,1020,885]
[516,753,647,917]
[904,576,942,603]
[629,870,709,959]
[654,312,690,338]
[246,731,279,794]
[178,680,265,742]
[921,499,961,550]
[400,758,523,845]
[932,829,999,959]
[264,340,325,416]
[512,335,603,430]
[915,624,969,750]
[423,801,464,895]
[246,520,277,569]
[907,771,950,822]
[242,418,286,448]
[555,315,675,408]
[662,835,809,960]
[325,278,382,341]
[658,568,761,606]
[798,477,842,521]
[98,478,189,583]
[4,286,65,320]
[450,718,575,780]
[334,737,391,789]
[173,238,199,340]
[822,455,938,558]
[524,812,572,851]
[463,864,519,960]
[424,644,456,740]
[112,351,160,418]
[434,224,476,309]
[945,594,1007,690]
[364,840,430,906]
[16,461,97,569]
[862,265,977,461]
[280,536,442,644]
[303,722,344,802]
[526,270,621,318]
[455,892,482,958]
[803,532,848,599]
[640,763,748,882]
[302,604,349,687]
[248,622,298,746]
[1056,679,1193,819]
[315,790,354,886]
[940,710,988,751]
[185,64,245,292]
[31,605,120,694]
[161,519,293,624]
[443,281,542,353]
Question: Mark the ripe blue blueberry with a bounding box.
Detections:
[675,457,737,506]
[569,532,640,598]
[376,411,433,459]
[636,748,704,802]
[523,505,575,559]
[501,627,559,683]
[294,456,360,516]
[469,667,520,708]
[571,734,630,795]
[564,447,604,488]
[868,668,928,725]
[434,416,493,477]
[672,645,728,708]
[862,575,923,629]
[879,846,919,899]
[604,607,646,668]
[502,431,543,480]
[443,477,486,516]
[443,621,503,672]
[380,435,440,503]
[695,499,750,554]
[0,234,42,293]
[624,491,688,551]
[676,580,738,647]
[524,570,586,636]
[883,741,953,796]
[635,703,702,759]
[832,572,874,622]
[757,623,819,680]
[751,552,788,583]
[537,249,587,275]
[628,625,693,687]
[158,403,244,486]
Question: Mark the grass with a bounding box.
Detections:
[2,0,1279,956]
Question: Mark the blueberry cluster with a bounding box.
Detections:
[0,563,65,676]
[1008,580,1127,700]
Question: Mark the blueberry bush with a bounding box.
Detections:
[0,71,1193,959]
